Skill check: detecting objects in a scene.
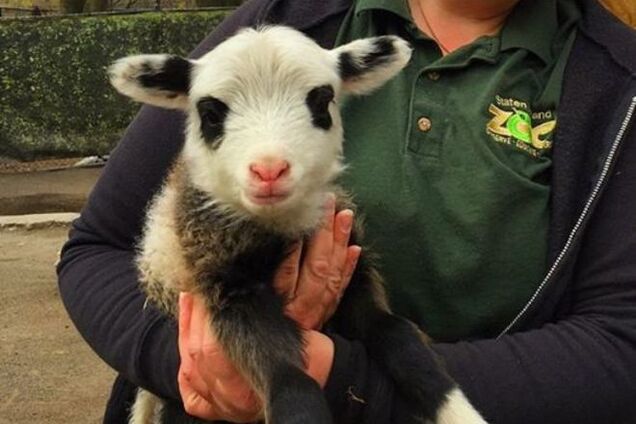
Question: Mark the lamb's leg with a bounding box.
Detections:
[331,256,486,424]
[362,312,486,424]
[209,284,332,424]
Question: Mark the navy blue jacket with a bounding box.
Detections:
[57,0,636,423]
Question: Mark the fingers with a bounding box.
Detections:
[294,195,339,304]
[180,366,257,423]
[178,292,262,422]
[343,245,362,287]
[303,193,336,279]
[287,194,362,329]
[325,245,361,319]
[211,374,261,422]
[180,361,214,413]
[195,324,260,422]
[178,369,219,420]
[273,241,303,300]
[178,293,220,420]
[179,293,213,402]
[178,292,193,346]
[329,209,354,291]
[187,295,208,361]
[178,293,194,375]
[197,320,233,380]
[333,244,361,299]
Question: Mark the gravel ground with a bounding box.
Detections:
[0,227,115,424]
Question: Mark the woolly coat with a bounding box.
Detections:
[56,0,636,422]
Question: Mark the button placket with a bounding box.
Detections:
[406,70,444,158]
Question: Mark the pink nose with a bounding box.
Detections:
[249,159,290,183]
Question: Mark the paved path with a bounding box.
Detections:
[0,168,101,215]
[0,227,115,424]
[0,167,113,422]
[0,213,80,229]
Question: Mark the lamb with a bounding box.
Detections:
[109,26,487,424]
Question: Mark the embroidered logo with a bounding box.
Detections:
[486,95,556,158]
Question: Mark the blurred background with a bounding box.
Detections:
[0,1,633,423]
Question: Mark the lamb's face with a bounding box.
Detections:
[109,26,411,230]
[184,28,346,219]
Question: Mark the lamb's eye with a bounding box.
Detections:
[306,85,334,130]
[197,97,229,148]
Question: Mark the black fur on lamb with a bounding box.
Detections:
[134,163,459,424]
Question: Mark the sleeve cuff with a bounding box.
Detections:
[323,333,393,424]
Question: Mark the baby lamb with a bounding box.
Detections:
[109,26,487,424]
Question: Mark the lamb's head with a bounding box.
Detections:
[109,26,411,232]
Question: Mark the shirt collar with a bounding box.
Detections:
[499,0,559,63]
[354,0,412,21]
[353,0,561,64]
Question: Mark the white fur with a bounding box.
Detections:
[136,181,191,294]
[110,26,413,424]
[110,26,412,236]
[435,388,488,424]
[183,27,347,234]
[129,389,163,424]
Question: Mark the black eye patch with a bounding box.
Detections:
[197,97,229,149]
[306,85,335,130]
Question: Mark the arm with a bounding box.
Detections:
[324,122,636,423]
[56,0,274,400]
[304,118,636,423]
[58,1,636,422]
[58,103,636,423]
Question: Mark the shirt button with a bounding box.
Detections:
[427,71,440,81]
[417,116,432,132]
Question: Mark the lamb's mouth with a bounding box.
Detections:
[243,188,292,207]
[248,193,290,206]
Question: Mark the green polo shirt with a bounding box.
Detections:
[337,0,581,341]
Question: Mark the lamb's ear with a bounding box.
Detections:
[332,36,412,95]
[108,54,193,110]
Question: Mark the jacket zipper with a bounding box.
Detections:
[498,95,636,338]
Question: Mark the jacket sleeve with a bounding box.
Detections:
[323,112,636,424]
[56,0,273,401]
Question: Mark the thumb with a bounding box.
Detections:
[178,292,194,340]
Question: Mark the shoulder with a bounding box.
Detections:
[223,0,353,30]
[263,0,353,47]
[192,0,353,57]
[579,0,636,75]
[263,0,353,29]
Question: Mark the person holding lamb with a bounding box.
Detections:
[57,0,636,423]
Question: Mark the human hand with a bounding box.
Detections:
[274,193,362,330]
[177,292,261,422]
[177,293,336,422]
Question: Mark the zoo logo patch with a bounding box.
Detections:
[486,95,556,158]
